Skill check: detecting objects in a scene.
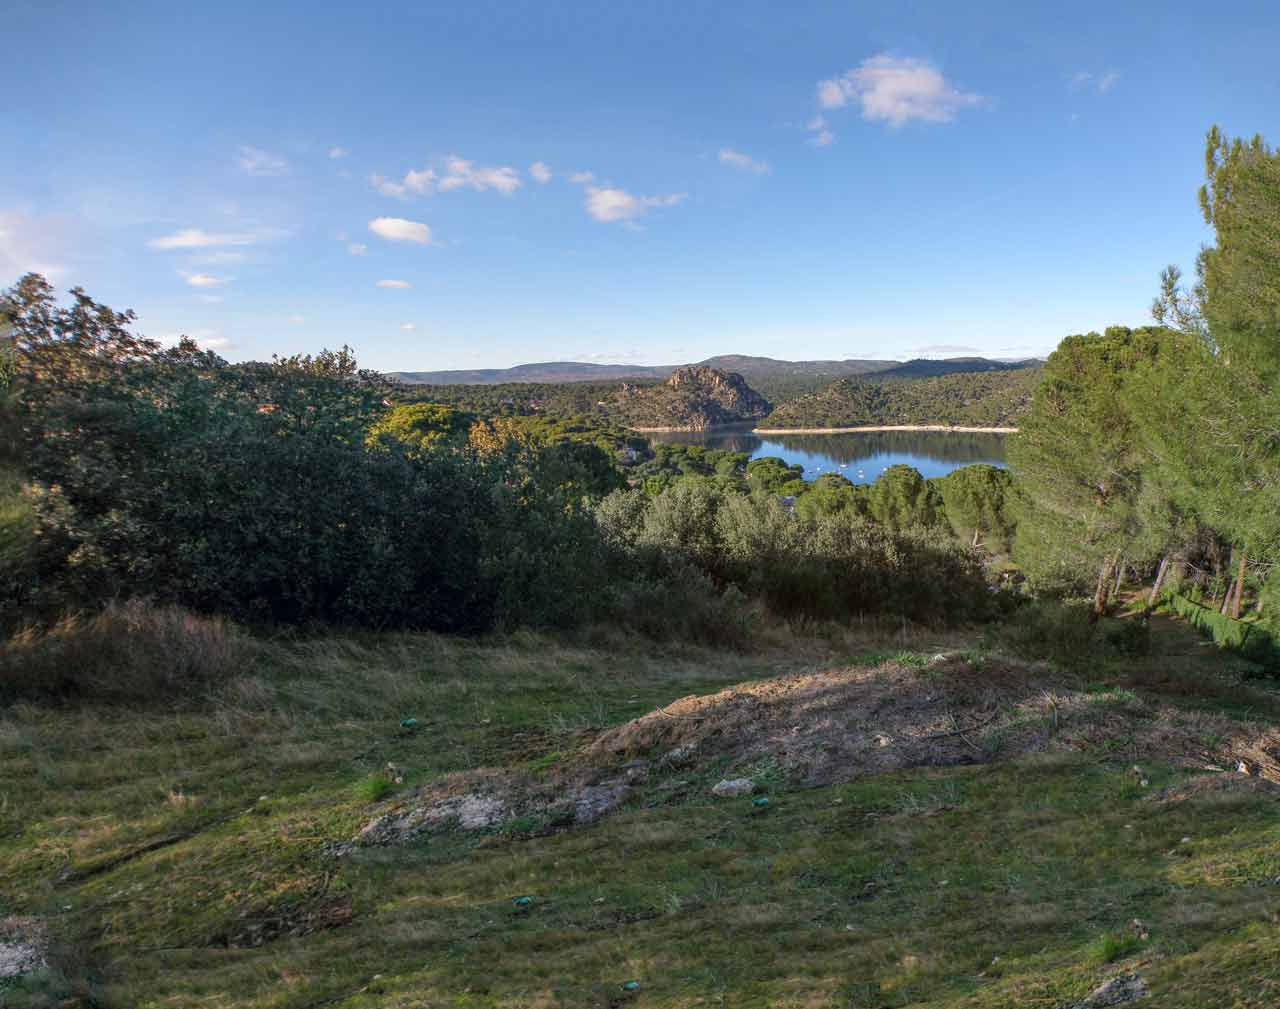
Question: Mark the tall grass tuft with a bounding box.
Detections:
[0,599,254,703]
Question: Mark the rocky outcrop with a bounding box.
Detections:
[616,366,772,430]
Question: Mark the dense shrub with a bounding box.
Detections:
[0,600,252,702]
[1165,592,1279,669]
[597,484,993,626]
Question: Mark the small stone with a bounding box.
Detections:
[711,778,756,797]
[1181,837,1192,844]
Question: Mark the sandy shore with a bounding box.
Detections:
[751,424,1019,435]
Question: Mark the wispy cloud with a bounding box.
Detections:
[347,242,368,256]
[156,329,231,352]
[328,146,349,159]
[718,148,770,174]
[148,227,282,251]
[181,272,228,288]
[568,170,595,185]
[584,186,686,224]
[400,323,416,331]
[913,343,980,355]
[238,146,288,176]
[368,217,434,244]
[530,161,553,184]
[372,156,522,199]
[0,210,67,278]
[815,54,984,132]
[376,279,412,289]
[1069,70,1120,94]
[288,315,305,324]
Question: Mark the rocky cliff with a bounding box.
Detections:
[614,366,772,430]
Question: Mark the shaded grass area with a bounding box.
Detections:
[2,619,1278,1007]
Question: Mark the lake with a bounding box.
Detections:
[646,426,1008,484]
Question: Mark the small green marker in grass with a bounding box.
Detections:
[399,717,418,729]
[512,895,533,909]
[752,796,770,807]
[621,980,640,991]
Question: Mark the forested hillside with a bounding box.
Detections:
[761,368,1040,429]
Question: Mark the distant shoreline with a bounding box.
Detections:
[751,424,1019,435]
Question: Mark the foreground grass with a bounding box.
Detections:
[2,619,1278,1007]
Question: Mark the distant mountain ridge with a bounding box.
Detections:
[389,355,1041,387]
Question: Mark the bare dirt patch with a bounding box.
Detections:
[347,656,1280,849]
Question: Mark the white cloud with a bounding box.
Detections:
[288,315,305,325]
[400,323,416,331]
[403,168,436,194]
[810,129,834,147]
[816,54,983,127]
[807,114,827,131]
[328,146,349,159]
[238,146,288,176]
[913,343,981,355]
[436,157,521,195]
[0,210,67,278]
[368,217,434,244]
[718,148,769,174]
[1070,70,1120,94]
[197,294,223,304]
[148,227,281,251]
[156,329,230,351]
[584,186,686,224]
[347,242,368,256]
[376,279,412,289]
[182,272,227,288]
[568,170,595,185]
[371,173,408,199]
[530,161,553,184]
[373,157,522,199]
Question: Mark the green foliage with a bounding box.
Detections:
[762,368,1038,429]
[865,464,943,530]
[368,402,472,454]
[984,600,1099,665]
[1009,326,1173,599]
[744,455,804,493]
[936,464,1017,551]
[599,483,993,626]
[1165,592,1279,670]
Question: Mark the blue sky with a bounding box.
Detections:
[4,1,1279,371]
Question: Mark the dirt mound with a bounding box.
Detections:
[345,656,1280,850]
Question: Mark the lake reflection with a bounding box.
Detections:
[646,426,1007,484]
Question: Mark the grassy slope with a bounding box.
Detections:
[2,621,1278,1008]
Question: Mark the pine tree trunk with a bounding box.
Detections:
[1231,549,1248,619]
[1145,556,1170,614]
[1090,556,1114,624]
[1112,561,1125,599]
[1220,578,1235,615]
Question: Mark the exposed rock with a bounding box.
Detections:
[1060,972,1148,1008]
[354,791,507,846]
[711,778,756,797]
[616,366,772,430]
[0,917,46,980]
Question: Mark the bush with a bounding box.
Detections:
[1165,592,1279,670]
[0,600,253,702]
[985,599,1099,664]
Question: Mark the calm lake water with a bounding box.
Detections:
[647,426,1008,485]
